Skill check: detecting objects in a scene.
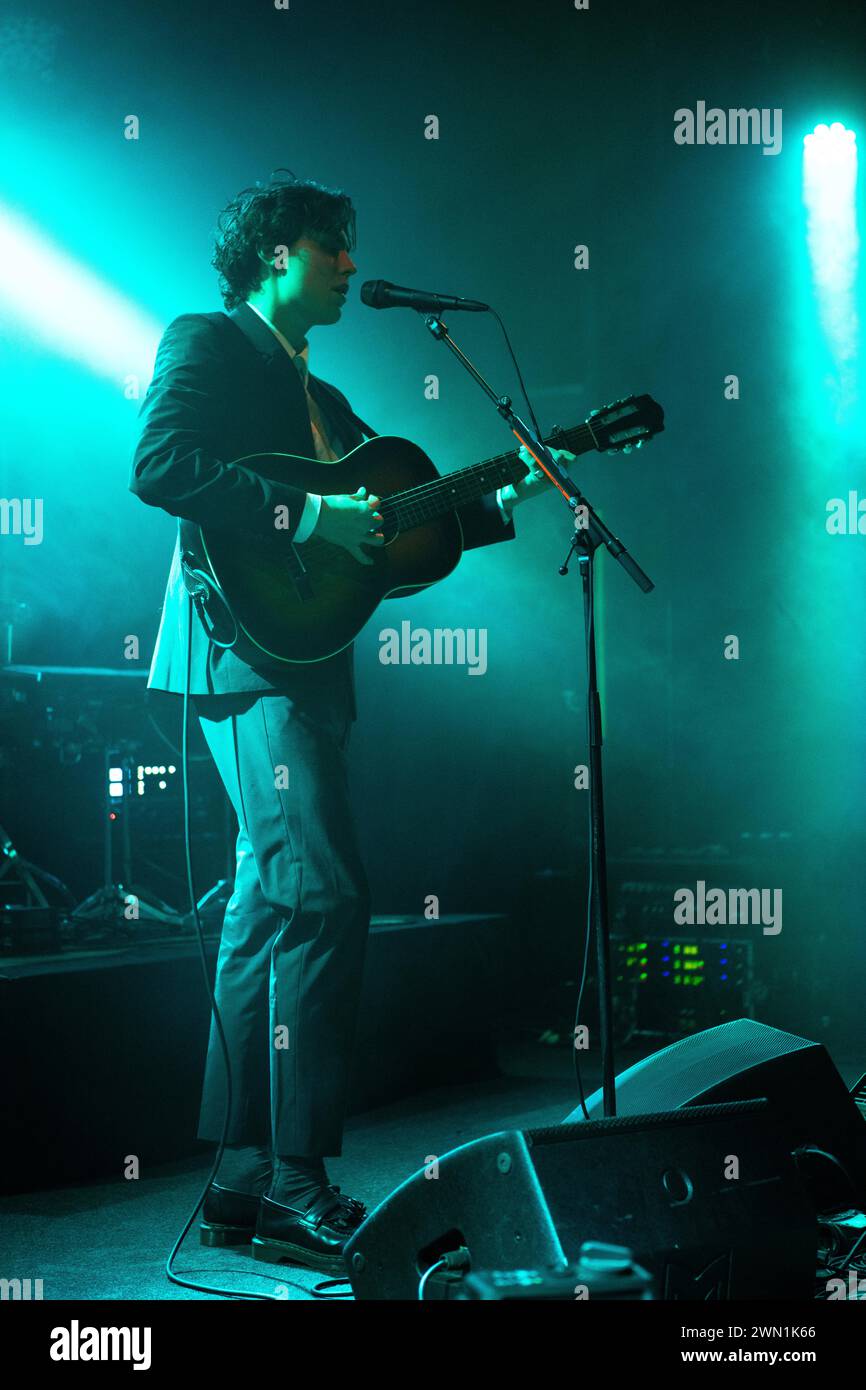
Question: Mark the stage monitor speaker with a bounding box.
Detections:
[344,1099,816,1301]
[564,1018,866,1211]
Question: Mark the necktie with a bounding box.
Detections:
[293,354,340,463]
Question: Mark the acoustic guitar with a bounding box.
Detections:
[186,393,664,664]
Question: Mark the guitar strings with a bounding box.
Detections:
[378,422,594,522]
[380,439,593,525]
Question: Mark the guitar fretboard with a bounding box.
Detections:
[380,420,596,531]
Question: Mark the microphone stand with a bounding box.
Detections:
[423,313,654,1118]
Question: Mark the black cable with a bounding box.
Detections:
[793,1145,863,1208]
[489,307,544,439]
[163,592,276,1300]
[815,1206,866,1273]
[310,1276,353,1299]
[831,1226,866,1270]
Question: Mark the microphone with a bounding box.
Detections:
[360,280,489,313]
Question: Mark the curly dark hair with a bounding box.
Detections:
[211,170,356,310]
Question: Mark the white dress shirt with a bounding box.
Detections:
[245,301,511,541]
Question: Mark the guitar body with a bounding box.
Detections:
[197,436,465,664]
[187,394,665,666]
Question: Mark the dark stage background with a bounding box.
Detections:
[1,1,865,1048]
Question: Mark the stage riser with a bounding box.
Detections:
[0,915,506,1194]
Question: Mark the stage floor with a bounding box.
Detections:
[4,1039,863,1301]
[1,1037,604,1301]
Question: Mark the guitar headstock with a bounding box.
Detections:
[585,394,665,454]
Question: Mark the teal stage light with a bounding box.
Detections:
[801,123,860,421]
[0,203,162,387]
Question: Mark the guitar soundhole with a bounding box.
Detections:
[362,499,400,549]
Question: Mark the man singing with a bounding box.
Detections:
[130,172,566,1274]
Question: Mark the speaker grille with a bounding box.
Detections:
[573,1019,813,1118]
[528,1097,767,1146]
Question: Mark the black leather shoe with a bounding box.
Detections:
[199,1184,261,1247]
[252,1185,367,1274]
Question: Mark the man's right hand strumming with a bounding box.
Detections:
[312,487,385,565]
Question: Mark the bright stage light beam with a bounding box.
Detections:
[0,203,162,387]
[802,123,860,418]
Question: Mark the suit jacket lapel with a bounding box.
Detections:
[226,303,317,460]
[308,376,376,450]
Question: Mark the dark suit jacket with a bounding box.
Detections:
[130,303,515,718]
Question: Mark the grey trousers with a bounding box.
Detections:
[193,690,371,1157]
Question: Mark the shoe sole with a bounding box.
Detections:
[200,1222,255,1248]
[250,1234,346,1275]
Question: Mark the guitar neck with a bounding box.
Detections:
[383,420,596,531]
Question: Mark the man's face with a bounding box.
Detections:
[277,230,357,327]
